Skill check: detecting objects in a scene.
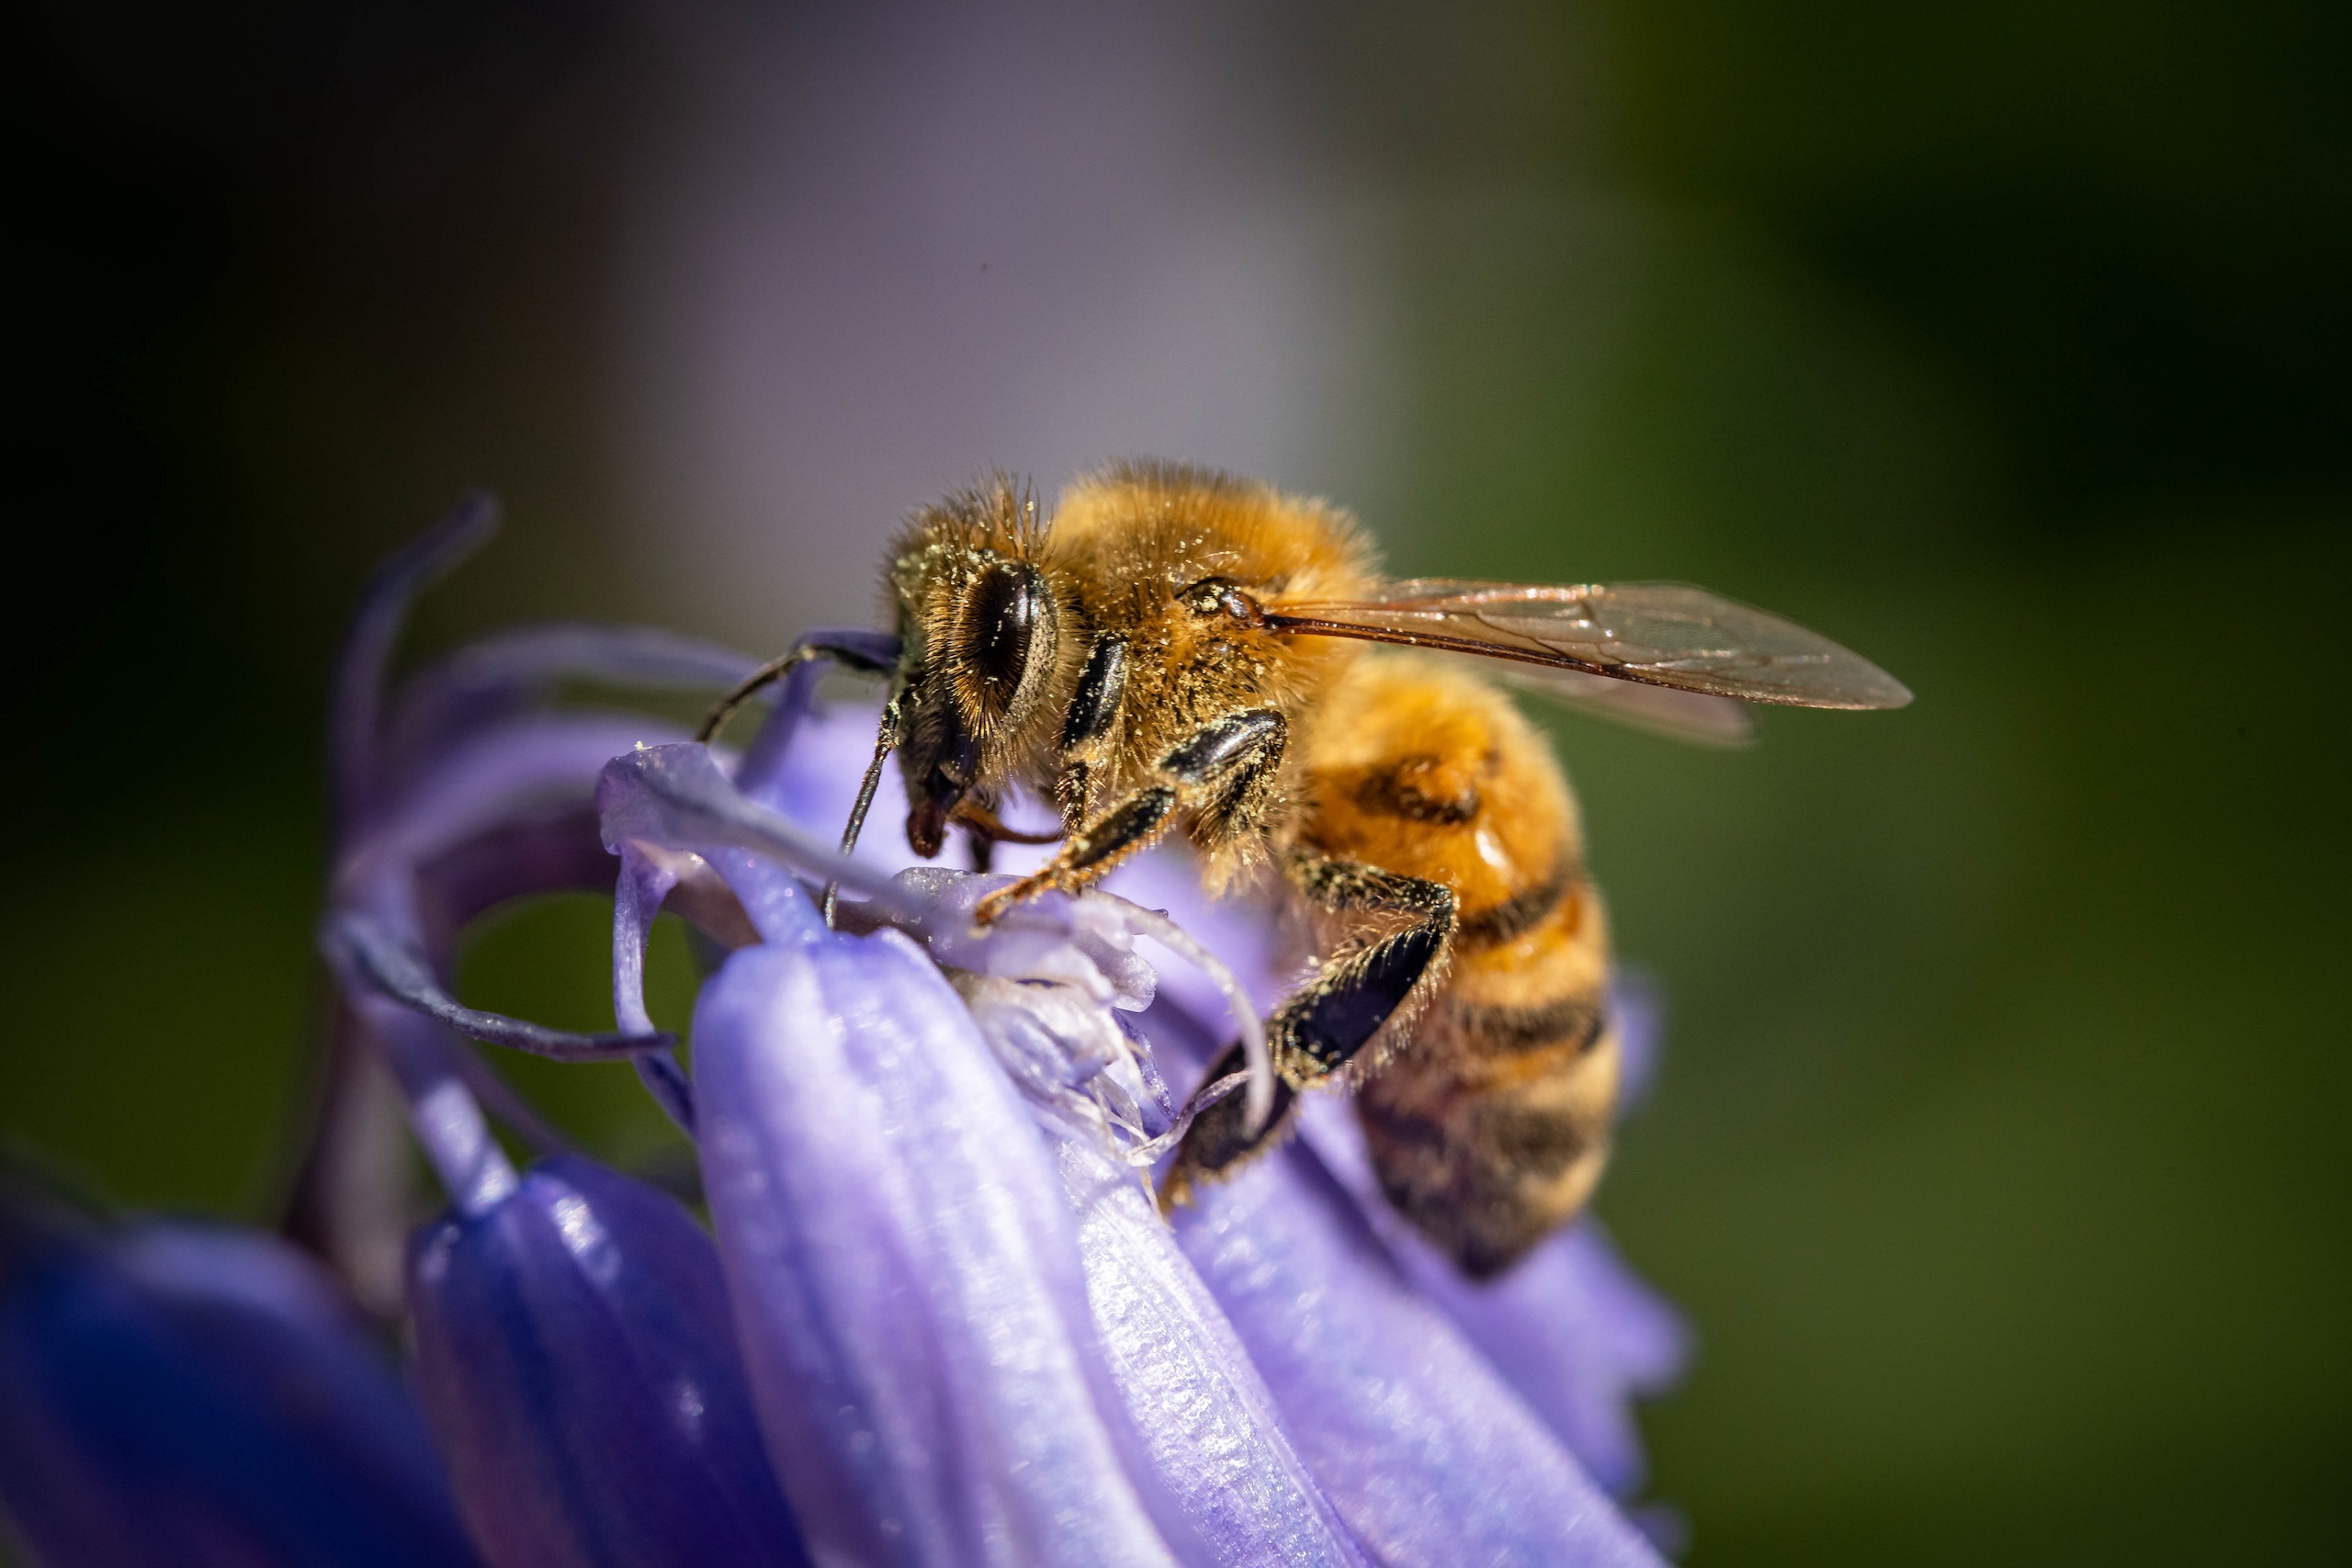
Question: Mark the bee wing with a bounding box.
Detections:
[1489,663,1758,747]
[1265,579,1913,710]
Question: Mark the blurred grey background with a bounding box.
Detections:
[12,2,2349,1562]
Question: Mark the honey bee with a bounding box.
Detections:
[703,461,1909,1277]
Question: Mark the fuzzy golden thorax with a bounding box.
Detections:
[1037,461,1379,878]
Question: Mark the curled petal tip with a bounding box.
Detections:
[594,743,919,926]
[325,911,676,1061]
[366,491,503,605]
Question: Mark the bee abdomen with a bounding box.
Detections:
[1293,653,1619,1275]
[1453,852,1577,948]
[1453,990,1606,1058]
[1377,913,1621,1274]
[1355,1015,1620,1279]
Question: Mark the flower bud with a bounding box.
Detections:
[405,1156,808,1568]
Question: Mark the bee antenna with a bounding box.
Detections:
[822,692,904,928]
[698,649,805,745]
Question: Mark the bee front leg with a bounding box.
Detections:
[1159,853,1456,1210]
[970,707,1287,926]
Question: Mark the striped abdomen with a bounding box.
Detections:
[1290,654,1619,1278]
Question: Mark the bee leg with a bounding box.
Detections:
[1054,633,1131,829]
[1159,1043,1296,1204]
[1159,856,1455,1209]
[973,708,1287,925]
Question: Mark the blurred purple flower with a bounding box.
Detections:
[0,1206,482,1568]
[1,500,1688,1566]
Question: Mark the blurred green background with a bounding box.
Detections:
[11,2,2347,1563]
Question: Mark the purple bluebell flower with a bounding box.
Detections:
[1,500,1689,1566]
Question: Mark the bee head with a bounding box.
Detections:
[883,478,1066,858]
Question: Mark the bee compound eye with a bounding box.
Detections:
[960,562,1043,716]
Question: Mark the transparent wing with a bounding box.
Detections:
[1265,579,1913,709]
[1490,664,1757,747]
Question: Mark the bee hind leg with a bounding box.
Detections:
[1159,855,1455,1211]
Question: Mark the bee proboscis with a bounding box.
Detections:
[703,462,1909,1276]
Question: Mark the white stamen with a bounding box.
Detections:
[1079,893,1273,1138]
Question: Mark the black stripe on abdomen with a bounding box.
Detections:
[1454,991,1606,1056]
[1454,852,1576,949]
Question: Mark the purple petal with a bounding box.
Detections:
[610,843,707,1134]
[729,628,903,811]
[408,800,616,952]
[736,695,902,844]
[386,623,760,782]
[407,1156,808,1568]
[1610,971,1666,1120]
[1171,1145,1667,1567]
[351,716,678,891]
[334,491,499,829]
[0,1212,481,1568]
[595,744,914,925]
[1052,1135,1369,1568]
[689,914,1184,1567]
[326,910,673,1062]
[1292,1099,1689,1497]
[361,999,523,1218]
